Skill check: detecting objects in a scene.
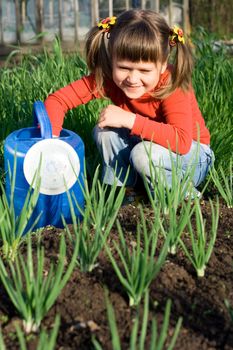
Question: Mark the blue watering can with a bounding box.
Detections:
[4,101,85,230]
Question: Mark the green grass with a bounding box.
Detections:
[192,28,233,172]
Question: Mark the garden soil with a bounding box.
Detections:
[0,197,233,350]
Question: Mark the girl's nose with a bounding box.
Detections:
[126,70,139,84]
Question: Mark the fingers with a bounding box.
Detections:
[98,105,116,128]
[98,106,108,126]
[98,114,105,125]
[98,113,105,129]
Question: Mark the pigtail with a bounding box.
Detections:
[171,40,194,92]
[85,26,112,96]
[154,27,194,99]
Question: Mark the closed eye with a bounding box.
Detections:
[118,66,130,70]
[141,70,151,73]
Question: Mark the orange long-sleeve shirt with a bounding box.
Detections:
[44,68,210,155]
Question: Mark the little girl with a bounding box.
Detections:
[44,9,214,196]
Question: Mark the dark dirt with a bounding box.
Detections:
[0,197,232,350]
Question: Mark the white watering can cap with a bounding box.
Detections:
[23,139,80,195]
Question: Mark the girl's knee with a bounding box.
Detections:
[93,126,118,148]
[130,142,150,175]
[130,142,173,171]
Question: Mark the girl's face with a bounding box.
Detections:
[112,59,166,99]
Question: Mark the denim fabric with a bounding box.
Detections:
[93,126,214,189]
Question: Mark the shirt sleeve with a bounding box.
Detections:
[131,88,193,154]
[44,74,98,136]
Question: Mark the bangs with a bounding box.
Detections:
[111,22,163,63]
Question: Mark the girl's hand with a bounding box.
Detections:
[98,105,136,129]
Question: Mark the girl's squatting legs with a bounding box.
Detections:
[93,125,214,198]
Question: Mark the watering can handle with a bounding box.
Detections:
[33,101,53,139]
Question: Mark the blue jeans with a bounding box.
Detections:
[93,126,214,189]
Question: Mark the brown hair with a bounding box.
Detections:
[85,10,193,99]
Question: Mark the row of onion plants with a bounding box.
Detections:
[0,165,183,348]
